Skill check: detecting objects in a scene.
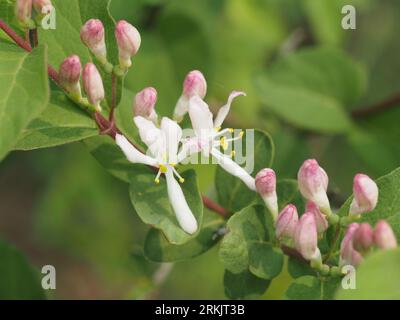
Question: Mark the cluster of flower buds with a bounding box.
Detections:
[58,55,104,112]
[15,0,53,28]
[340,220,397,267]
[80,19,141,73]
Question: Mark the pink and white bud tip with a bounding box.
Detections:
[80,19,107,65]
[134,87,158,124]
[115,20,141,71]
[294,212,321,263]
[374,220,397,250]
[82,63,105,112]
[59,55,82,99]
[306,201,328,235]
[15,0,33,27]
[275,204,298,240]
[255,168,278,219]
[349,174,378,216]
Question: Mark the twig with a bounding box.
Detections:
[202,195,229,217]
[109,73,118,121]
[0,19,32,52]
[352,93,400,118]
[31,28,39,47]
[323,224,341,263]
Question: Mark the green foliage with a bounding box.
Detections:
[129,168,203,245]
[215,130,274,213]
[256,48,366,133]
[285,275,340,300]
[287,256,316,279]
[249,243,284,280]
[0,240,46,300]
[336,248,400,299]
[144,210,224,262]
[0,43,49,161]
[224,270,270,300]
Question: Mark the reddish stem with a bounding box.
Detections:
[202,195,229,217]
[0,19,32,52]
[352,94,400,118]
[32,28,39,47]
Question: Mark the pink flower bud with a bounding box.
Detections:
[349,174,378,215]
[275,204,298,240]
[255,168,278,219]
[340,223,363,267]
[294,212,321,261]
[80,19,107,64]
[59,55,82,98]
[115,20,141,70]
[134,87,158,123]
[83,63,104,111]
[183,70,207,99]
[15,0,32,25]
[306,201,328,234]
[353,223,374,252]
[33,0,53,14]
[374,221,397,250]
[298,159,331,215]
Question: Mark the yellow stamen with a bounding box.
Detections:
[215,126,222,132]
[159,164,168,173]
[228,128,234,133]
[239,131,244,138]
[220,136,228,150]
[155,178,160,184]
[231,150,236,157]
[179,178,185,183]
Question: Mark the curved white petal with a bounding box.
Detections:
[211,149,256,191]
[115,134,158,167]
[188,96,214,136]
[161,117,182,164]
[214,91,246,128]
[134,116,165,158]
[177,137,204,163]
[165,169,198,234]
[173,95,189,122]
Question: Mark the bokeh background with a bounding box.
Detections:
[1,0,400,299]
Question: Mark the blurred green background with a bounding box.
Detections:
[1,0,400,299]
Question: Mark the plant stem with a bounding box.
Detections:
[0,19,32,52]
[31,28,39,47]
[324,224,341,263]
[352,93,400,118]
[109,73,118,121]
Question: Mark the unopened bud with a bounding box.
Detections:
[349,174,378,216]
[294,212,321,262]
[275,204,298,240]
[15,0,33,27]
[115,20,141,70]
[33,0,53,15]
[340,223,363,267]
[255,168,278,219]
[298,159,331,215]
[173,70,207,122]
[80,19,107,65]
[59,55,82,99]
[82,63,104,111]
[134,87,158,123]
[353,223,374,252]
[374,220,397,250]
[306,201,328,234]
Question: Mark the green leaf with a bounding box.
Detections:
[144,210,224,262]
[287,256,316,279]
[285,276,340,300]
[129,168,203,245]
[224,270,270,300]
[336,248,400,299]
[15,89,97,150]
[248,243,284,280]
[0,43,49,161]
[215,130,274,213]
[256,48,366,133]
[337,167,400,240]
[219,205,274,274]
[0,240,46,300]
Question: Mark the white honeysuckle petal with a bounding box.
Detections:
[161,117,182,164]
[134,116,162,148]
[312,189,332,216]
[214,91,246,128]
[165,169,198,234]
[177,137,203,163]
[115,134,158,167]
[188,96,214,136]
[211,149,256,191]
[173,95,189,122]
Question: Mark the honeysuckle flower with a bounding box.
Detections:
[298,159,331,216]
[115,20,141,70]
[180,92,255,191]
[173,70,207,122]
[134,87,158,123]
[340,223,363,267]
[374,220,397,250]
[115,116,198,235]
[255,168,278,219]
[59,55,82,99]
[349,174,378,216]
[306,201,328,235]
[80,19,107,65]
[294,212,321,262]
[353,223,374,252]
[15,0,32,26]
[275,204,298,240]
[82,63,104,111]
